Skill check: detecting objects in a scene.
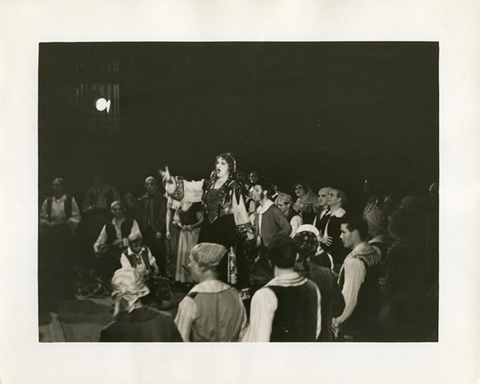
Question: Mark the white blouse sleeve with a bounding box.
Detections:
[333,258,366,327]
[242,288,277,342]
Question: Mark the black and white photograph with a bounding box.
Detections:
[37,42,439,343]
[1,1,479,383]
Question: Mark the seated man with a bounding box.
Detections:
[100,268,181,342]
[94,201,141,281]
[120,233,173,308]
[120,233,159,278]
[175,243,247,342]
[333,216,382,341]
[243,235,321,342]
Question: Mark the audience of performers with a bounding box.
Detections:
[38,160,439,343]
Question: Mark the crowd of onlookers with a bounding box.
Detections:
[38,153,439,342]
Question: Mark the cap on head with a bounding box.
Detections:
[145,176,158,185]
[110,200,125,211]
[296,224,320,238]
[190,243,228,272]
[294,230,319,259]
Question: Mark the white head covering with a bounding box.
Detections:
[296,224,320,238]
[111,268,150,317]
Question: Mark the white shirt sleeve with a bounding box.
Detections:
[333,258,366,327]
[314,283,322,338]
[147,247,159,272]
[237,295,249,341]
[174,297,197,342]
[67,198,81,232]
[120,254,130,269]
[289,215,303,238]
[69,198,81,223]
[242,288,277,342]
[93,225,108,255]
[128,220,142,242]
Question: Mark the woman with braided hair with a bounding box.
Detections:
[160,153,254,291]
[293,225,345,341]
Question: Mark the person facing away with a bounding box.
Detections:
[293,228,345,341]
[100,268,181,342]
[333,215,382,341]
[243,235,321,342]
[175,243,247,342]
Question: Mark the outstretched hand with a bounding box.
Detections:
[159,166,172,182]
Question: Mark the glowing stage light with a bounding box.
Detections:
[96,98,111,113]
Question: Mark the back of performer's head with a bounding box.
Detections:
[267,235,297,269]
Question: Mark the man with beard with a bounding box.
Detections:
[249,178,291,288]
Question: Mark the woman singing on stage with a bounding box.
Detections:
[160,153,254,292]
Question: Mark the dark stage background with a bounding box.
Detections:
[38,42,438,209]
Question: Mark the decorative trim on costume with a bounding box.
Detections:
[236,222,253,238]
[170,177,185,201]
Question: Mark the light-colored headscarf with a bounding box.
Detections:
[111,268,150,317]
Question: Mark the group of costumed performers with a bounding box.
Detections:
[160,153,254,295]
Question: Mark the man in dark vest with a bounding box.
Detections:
[137,176,167,275]
[39,177,81,235]
[333,215,382,341]
[319,188,350,272]
[39,177,82,304]
[243,235,321,342]
[94,201,142,281]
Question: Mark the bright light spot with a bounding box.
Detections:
[96,98,111,112]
